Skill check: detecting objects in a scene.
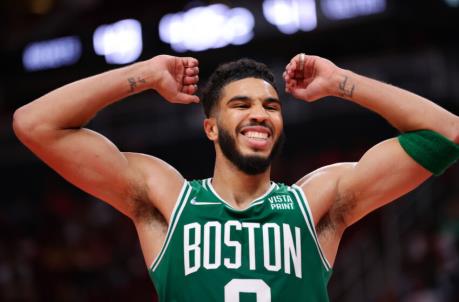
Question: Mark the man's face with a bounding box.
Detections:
[213,77,284,174]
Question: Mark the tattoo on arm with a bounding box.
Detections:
[128,77,147,93]
[338,76,355,98]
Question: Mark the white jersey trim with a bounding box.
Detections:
[290,185,332,271]
[150,180,191,271]
[202,178,209,190]
[206,178,275,211]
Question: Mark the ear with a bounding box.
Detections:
[203,118,218,141]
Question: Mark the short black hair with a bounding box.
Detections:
[201,58,277,117]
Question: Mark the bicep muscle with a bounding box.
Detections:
[338,138,431,226]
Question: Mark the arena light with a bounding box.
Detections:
[262,0,317,34]
[93,19,143,65]
[22,36,81,71]
[159,4,255,52]
[321,0,386,20]
[444,0,459,7]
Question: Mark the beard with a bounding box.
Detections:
[217,122,285,175]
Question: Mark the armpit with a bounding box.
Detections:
[315,193,355,266]
[130,184,168,229]
[133,197,167,229]
[317,190,356,235]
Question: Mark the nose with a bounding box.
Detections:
[249,103,269,122]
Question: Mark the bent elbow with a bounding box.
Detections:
[12,107,30,138]
[12,106,42,144]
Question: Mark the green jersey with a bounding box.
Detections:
[149,179,332,302]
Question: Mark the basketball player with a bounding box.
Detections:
[13,54,459,301]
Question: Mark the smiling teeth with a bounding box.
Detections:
[245,131,268,139]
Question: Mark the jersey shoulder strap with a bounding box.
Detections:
[150,180,193,271]
[290,184,332,272]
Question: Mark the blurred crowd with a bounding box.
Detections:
[0,175,154,301]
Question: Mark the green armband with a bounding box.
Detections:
[398,130,459,175]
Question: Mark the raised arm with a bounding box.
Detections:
[284,53,459,228]
[13,55,199,220]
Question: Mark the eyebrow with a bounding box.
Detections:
[227,95,281,105]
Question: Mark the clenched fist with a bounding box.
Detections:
[283,53,338,102]
[149,55,200,104]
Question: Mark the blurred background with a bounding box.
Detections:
[1,0,459,301]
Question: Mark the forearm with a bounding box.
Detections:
[330,69,459,142]
[14,60,154,131]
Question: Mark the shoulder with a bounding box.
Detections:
[292,163,358,266]
[294,162,356,226]
[296,162,356,187]
[123,152,185,223]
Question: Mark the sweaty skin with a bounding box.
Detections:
[13,53,459,271]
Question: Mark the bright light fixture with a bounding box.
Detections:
[159,4,255,52]
[263,0,317,34]
[23,36,81,71]
[321,0,386,20]
[93,19,143,64]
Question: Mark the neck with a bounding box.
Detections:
[212,153,272,210]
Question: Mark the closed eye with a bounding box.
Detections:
[234,103,250,109]
[264,104,281,111]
